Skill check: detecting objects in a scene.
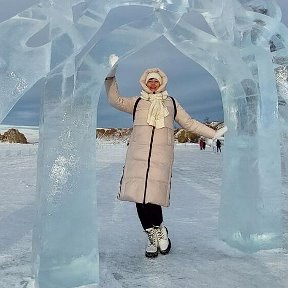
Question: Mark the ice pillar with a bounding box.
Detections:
[219,49,282,251]
[200,0,285,251]
[168,0,286,251]
[32,57,100,288]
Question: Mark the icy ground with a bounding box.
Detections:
[0,127,287,288]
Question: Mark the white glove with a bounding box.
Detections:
[106,54,119,78]
[109,54,119,67]
[213,126,228,140]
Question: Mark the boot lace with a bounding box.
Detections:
[155,226,164,240]
[155,226,167,241]
[147,229,157,246]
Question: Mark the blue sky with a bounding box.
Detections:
[1,1,288,127]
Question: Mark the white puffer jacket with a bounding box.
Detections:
[105,68,216,207]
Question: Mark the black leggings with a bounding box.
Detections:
[136,203,163,230]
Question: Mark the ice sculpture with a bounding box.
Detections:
[0,0,287,287]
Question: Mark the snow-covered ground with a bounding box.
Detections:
[0,127,287,288]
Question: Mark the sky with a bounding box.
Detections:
[0,137,287,287]
[1,0,288,127]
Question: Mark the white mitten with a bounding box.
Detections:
[109,54,119,67]
[106,54,119,78]
[213,126,228,140]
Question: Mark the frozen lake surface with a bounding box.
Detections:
[0,133,287,287]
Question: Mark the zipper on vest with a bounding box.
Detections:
[143,126,155,204]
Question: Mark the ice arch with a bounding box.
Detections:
[0,0,287,287]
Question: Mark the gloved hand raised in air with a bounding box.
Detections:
[206,126,228,146]
[213,126,228,140]
[106,54,119,79]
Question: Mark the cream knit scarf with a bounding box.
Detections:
[140,90,169,129]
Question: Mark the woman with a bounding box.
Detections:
[105,67,226,258]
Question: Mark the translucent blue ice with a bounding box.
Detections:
[0,0,287,287]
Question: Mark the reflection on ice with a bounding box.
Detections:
[231,231,282,252]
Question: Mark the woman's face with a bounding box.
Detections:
[146,78,160,92]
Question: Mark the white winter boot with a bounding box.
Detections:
[155,223,171,255]
[145,227,158,258]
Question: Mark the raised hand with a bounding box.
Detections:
[213,126,227,140]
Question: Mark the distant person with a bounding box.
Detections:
[216,139,222,152]
[199,137,204,150]
[203,138,206,150]
[105,65,227,258]
[212,139,216,152]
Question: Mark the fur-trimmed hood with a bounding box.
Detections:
[139,67,168,93]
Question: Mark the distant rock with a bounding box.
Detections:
[0,128,28,144]
[96,123,222,144]
[174,128,200,143]
[96,128,132,142]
